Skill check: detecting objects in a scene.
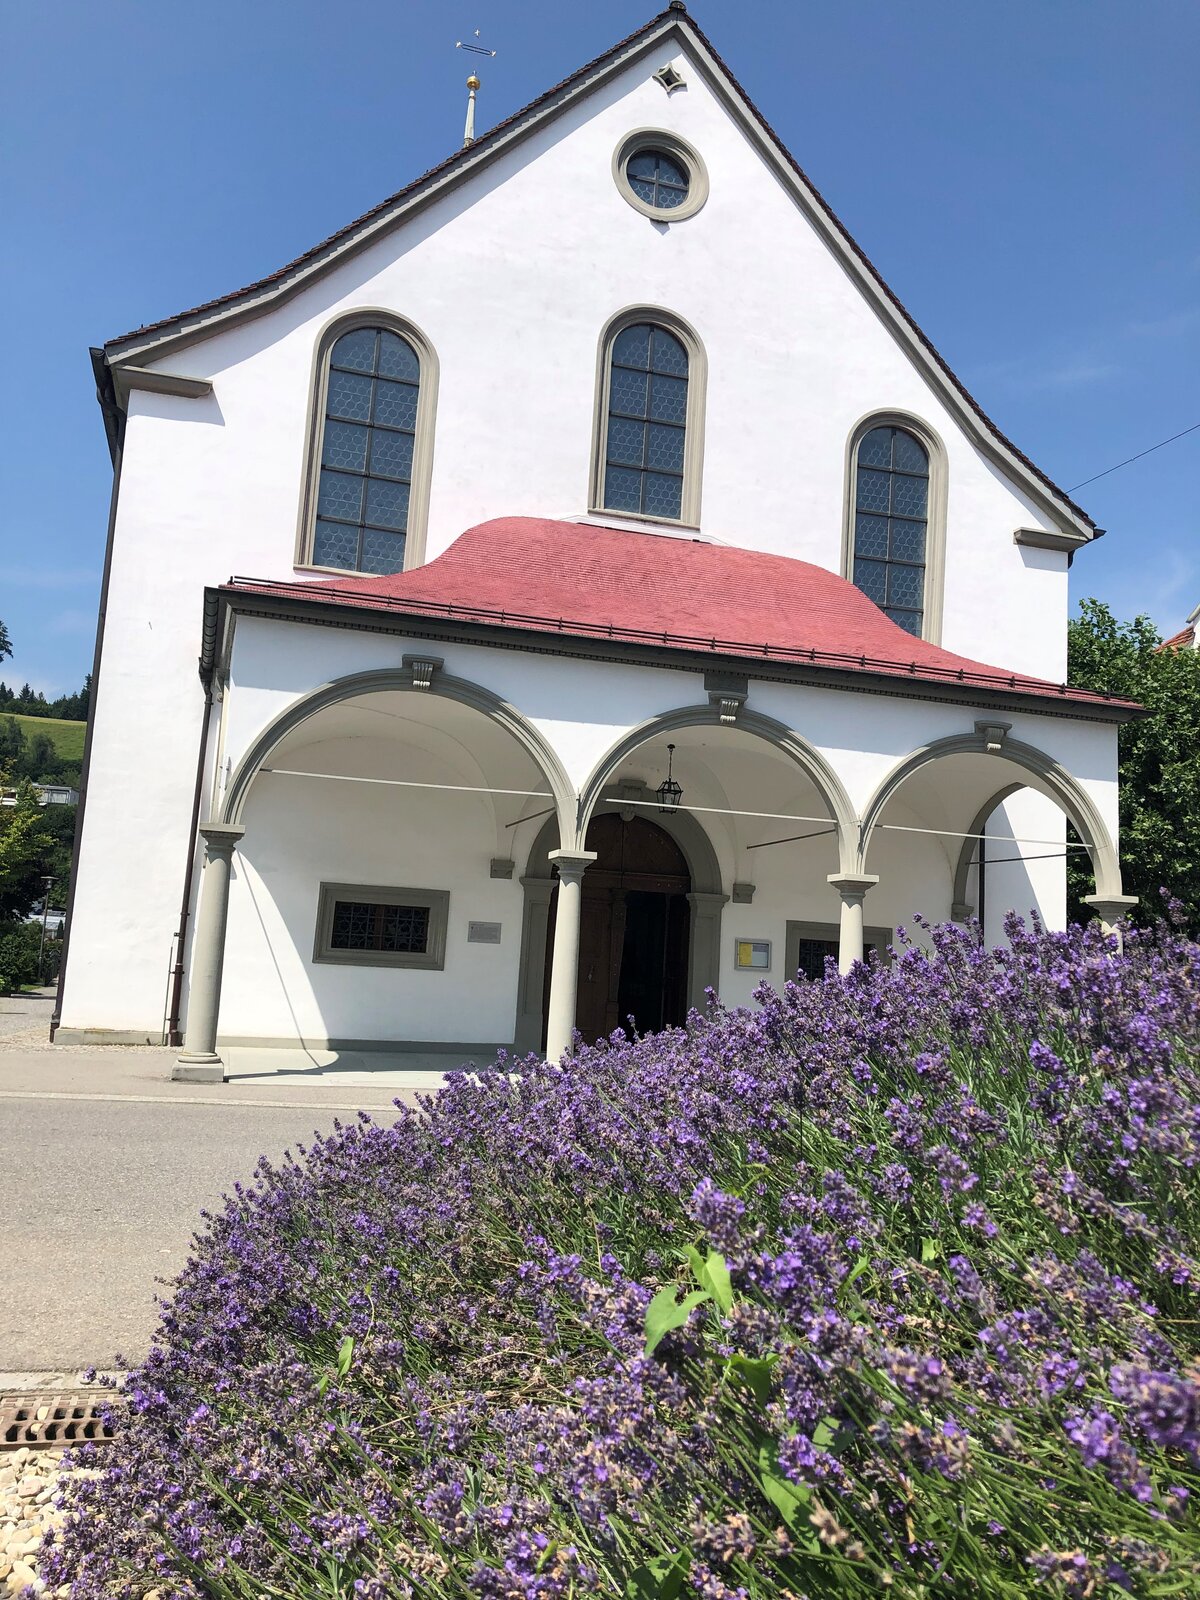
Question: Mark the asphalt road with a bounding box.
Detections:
[0,993,429,1373]
[0,1092,394,1372]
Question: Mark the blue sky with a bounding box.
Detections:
[2,0,1197,697]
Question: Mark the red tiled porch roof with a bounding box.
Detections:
[223,517,1139,713]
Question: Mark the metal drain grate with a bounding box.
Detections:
[0,1390,119,1450]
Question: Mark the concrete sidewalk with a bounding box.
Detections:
[0,991,491,1372]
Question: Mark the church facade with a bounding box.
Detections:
[56,5,1139,1078]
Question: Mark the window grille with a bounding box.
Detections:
[624,148,690,210]
[312,327,421,574]
[329,899,430,954]
[314,883,448,969]
[851,425,929,636]
[602,322,689,520]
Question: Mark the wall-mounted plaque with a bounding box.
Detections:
[734,938,771,971]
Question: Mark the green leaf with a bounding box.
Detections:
[681,1244,734,1313]
[336,1335,355,1379]
[846,1253,871,1287]
[702,1249,733,1313]
[626,1550,688,1598]
[728,1353,777,1402]
[644,1286,710,1356]
[812,1416,838,1450]
[920,1235,942,1264]
[757,1443,815,1540]
[681,1244,706,1280]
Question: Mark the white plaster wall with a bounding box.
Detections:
[62,598,1120,1034]
[222,764,522,1046]
[65,34,1091,1033]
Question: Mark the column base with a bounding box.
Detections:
[172,1053,226,1083]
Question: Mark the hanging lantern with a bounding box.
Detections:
[656,743,682,814]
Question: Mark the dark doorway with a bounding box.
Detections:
[542,813,691,1045]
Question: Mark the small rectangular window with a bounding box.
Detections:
[313,883,449,970]
[785,920,892,980]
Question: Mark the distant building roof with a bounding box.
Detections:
[222,517,1139,716]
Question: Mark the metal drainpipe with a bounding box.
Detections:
[166,683,214,1047]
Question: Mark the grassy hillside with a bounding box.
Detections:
[3,713,87,765]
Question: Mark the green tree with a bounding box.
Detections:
[1067,599,1200,931]
[0,783,53,921]
[0,619,11,663]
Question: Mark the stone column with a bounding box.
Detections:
[173,822,245,1084]
[544,849,597,1062]
[827,873,880,974]
[1082,893,1138,950]
[686,891,729,1012]
[514,876,555,1055]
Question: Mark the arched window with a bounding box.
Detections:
[300,318,437,575]
[593,313,705,525]
[850,424,930,636]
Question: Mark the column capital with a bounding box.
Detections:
[687,890,730,910]
[1082,894,1138,921]
[547,849,597,883]
[827,872,879,900]
[198,821,245,855]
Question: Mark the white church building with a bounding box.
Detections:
[54,4,1140,1079]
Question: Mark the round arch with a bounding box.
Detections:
[513,787,726,1055]
[949,782,1023,921]
[526,789,722,895]
[858,732,1123,898]
[218,666,577,847]
[575,704,858,870]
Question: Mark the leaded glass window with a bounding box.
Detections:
[852,425,929,636]
[312,327,420,574]
[793,937,839,982]
[624,148,690,211]
[330,899,429,954]
[603,323,689,520]
[314,883,449,969]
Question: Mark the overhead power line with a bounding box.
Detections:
[1068,421,1200,492]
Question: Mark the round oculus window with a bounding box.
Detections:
[625,148,689,210]
[613,131,708,221]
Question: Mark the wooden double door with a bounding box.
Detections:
[544,813,691,1045]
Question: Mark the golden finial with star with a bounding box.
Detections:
[455,30,497,147]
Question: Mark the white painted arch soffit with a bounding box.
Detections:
[858,734,1122,897]
[216,665,1123,895]
[219,667,576,843]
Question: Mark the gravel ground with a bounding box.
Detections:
[0,1445,75,1595]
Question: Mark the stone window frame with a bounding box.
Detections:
[612,128,709,223]
[295,309,440,576]
[841,410,948,647]
[313,882,450,970]
[785,919,891,980]
[589,304,707,529]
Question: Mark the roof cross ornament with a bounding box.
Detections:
[455,30,497,147]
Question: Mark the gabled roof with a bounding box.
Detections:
[1158,624,1196,652]
[103,3,1096,543]
[218,517,1137,719]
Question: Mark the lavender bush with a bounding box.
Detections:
[45,914,1200,1598]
